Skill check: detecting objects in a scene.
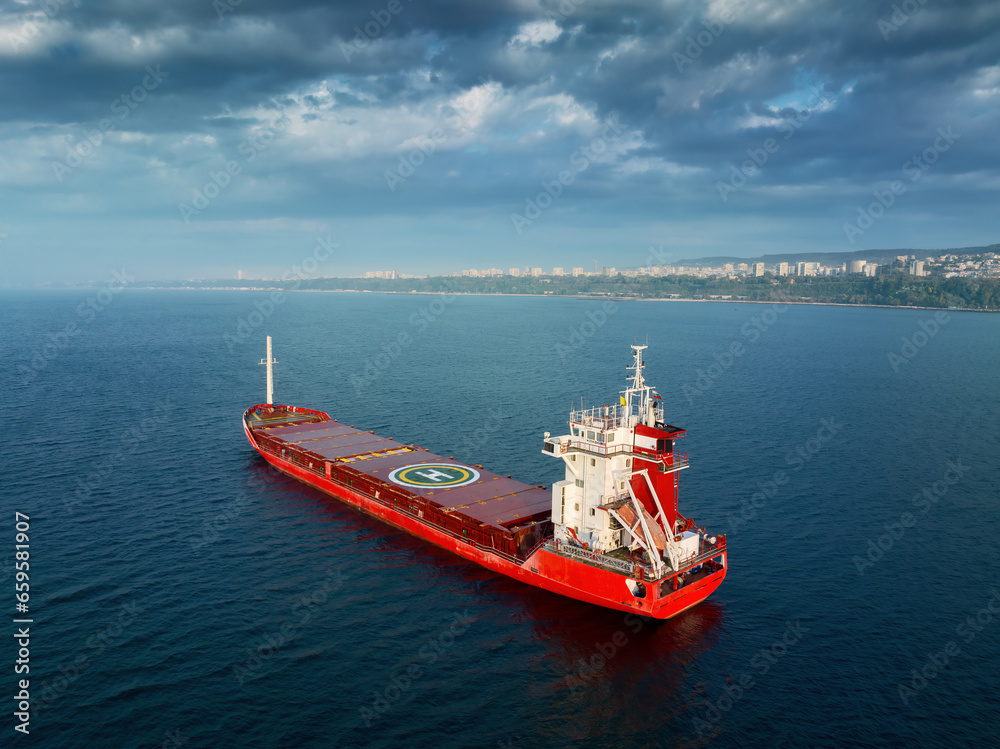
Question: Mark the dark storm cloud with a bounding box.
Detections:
[1,0,998,282]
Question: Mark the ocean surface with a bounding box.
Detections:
[3,290,999,749]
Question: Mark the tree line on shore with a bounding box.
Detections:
[154,273,1000,310]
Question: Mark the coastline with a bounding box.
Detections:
[109,286,997,313]
[8,285,993,313]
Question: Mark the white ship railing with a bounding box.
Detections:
[540,538,727,581]
[556,440,689,472]
[541,539,648,577]
[570,404,630,430]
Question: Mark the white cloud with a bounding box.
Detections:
[509,19,562,47]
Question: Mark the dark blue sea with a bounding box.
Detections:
[3,290,999,749]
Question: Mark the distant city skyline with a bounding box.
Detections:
[218,249,998,284]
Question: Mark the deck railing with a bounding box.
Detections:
[557,440,689,469]
[540,536,727,581]
[542,540,641,576]
[570,404,631,430]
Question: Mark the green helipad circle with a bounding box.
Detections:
[388,463,480,488]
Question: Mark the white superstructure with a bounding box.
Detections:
[541,345,697,577]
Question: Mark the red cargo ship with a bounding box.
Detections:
[243,338,726,618]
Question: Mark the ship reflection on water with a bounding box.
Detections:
[473,570,728,746]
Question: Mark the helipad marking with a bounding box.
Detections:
[388,463,480,488]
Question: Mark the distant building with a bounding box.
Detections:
[531,267,542,277]
[552,267,565,276]
[778,262,789,276]
[909,260,926,277]
[602,267,617,276]
[797,261,819,277]
[572,267,584,277]
[863,264,878,277]
[737,263,749,272]
[237,269,244,280]
[849,260,866,274]
[509,268,521,277]
[752,263,765,277]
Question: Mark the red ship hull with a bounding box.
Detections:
[243,405,727,619]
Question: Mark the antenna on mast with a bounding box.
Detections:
[260,335,278,405]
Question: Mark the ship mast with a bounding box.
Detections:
[622,344,654,427]
[260,335,278,405]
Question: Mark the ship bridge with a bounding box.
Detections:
[541,344,699,578]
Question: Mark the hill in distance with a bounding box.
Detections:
[674,243,1000,268]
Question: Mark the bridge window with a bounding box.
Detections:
[590,458,596,467]
[608,434,615,443]
[596,433,605,443]
[575,479,584,488]
[587,431,596,441]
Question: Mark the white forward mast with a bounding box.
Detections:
[260,335,278,405]
[622,344,656,428]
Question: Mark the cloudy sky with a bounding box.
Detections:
[1,0,998,283]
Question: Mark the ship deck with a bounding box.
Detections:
[247,405,551,534]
